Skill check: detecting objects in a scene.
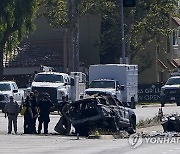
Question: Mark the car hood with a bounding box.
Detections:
[31,82,64,88]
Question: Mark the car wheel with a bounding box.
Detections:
[127,117,136,134]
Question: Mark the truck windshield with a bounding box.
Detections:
[34,74,63,83]
[166,78,180,85]
[0,83,11,91]
[89,81,115,88]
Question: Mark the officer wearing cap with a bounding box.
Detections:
[37,93,53,134]
[4,96,20,134]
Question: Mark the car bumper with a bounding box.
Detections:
[160,95,180,103]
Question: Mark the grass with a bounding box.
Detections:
[137,102,160,105]
[137,115,160,128]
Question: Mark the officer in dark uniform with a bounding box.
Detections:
[30,91,39,134]
[37,93,53,134]
[58,96,68,114]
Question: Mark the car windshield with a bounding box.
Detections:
[34,74,63,83]
[0,83,11,91]
[89,81,115,88]
[166,78,180,85]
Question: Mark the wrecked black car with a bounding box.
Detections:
[62,94,136,136]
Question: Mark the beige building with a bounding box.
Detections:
[139,17,180,84]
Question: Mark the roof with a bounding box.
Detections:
[167,59,177,68]
[173,59,180,67]
[37,72,68,76]
[5,42,63,68]
[158,59,167,69]
[0,81,16,84]
[93,79,117,82]
[172,17,180,26]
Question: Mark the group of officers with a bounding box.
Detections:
[4,91,66,135]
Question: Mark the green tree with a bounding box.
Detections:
[39,0,179,72]
[39,0,88,72]
[0,0,38,79]
[127,0,179,72]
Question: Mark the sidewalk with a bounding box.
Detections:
[136,103,176,108]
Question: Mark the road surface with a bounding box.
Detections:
[0,105,179,154]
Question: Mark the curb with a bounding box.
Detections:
[87,133,129,140]
[137,103,176,108]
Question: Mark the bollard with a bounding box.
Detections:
[77,133,79,140]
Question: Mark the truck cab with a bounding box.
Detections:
[85,79,123,102]
[160,76,180,106]
[30,72,71,104]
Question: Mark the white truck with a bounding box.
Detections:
[0,81,24,111]
[29,71,86,107]
[85,64,138,109]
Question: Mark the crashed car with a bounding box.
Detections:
[63,94,136,135]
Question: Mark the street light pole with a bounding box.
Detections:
[120,0,126,64]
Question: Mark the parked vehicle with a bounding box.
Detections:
[61,93,136,136]
[0,81,24,111]
[0,93,9,112]
[28,71,86,108]
[29,72,71,104]
[85,64,138,109]
[160,76,180,106]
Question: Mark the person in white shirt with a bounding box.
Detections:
[4,96,20,134]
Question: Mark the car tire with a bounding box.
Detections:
[127,117,136,134]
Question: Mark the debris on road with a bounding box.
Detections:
[161,113,180,132]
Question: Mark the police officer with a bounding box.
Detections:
[58,96,68,114]
[24,95,33,134]
[37,93,53,134]
[4,96,20,134]
[30,91,39,134]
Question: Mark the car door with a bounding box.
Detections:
[115,81,122,102]
[12,83,21,102]
[115,98,129,127]
[108,96,125,124]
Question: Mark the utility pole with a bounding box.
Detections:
[120,0,136,64]
[120,0,126,64]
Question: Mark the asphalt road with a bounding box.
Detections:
[135,105,180,122]
[0,105,179,154]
